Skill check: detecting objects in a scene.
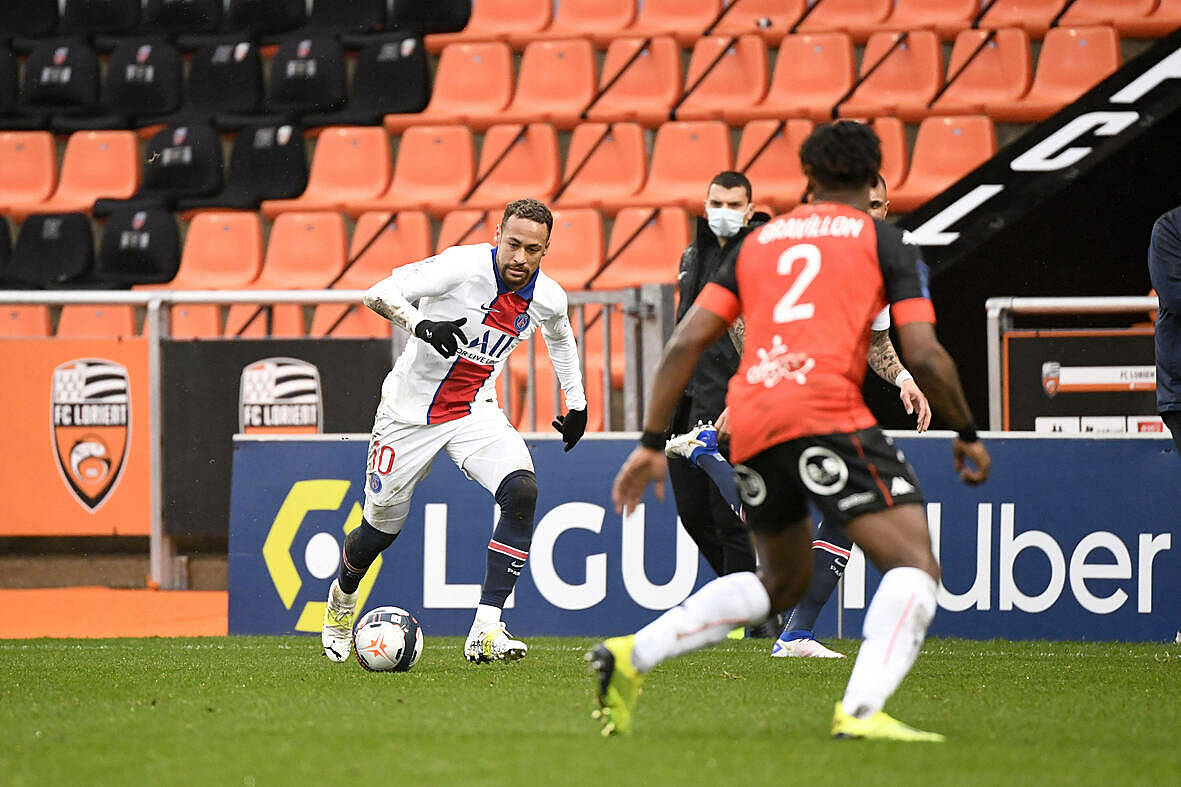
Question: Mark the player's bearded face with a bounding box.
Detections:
[494,216,550,290]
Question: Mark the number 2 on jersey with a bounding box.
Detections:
[772,243,821,324]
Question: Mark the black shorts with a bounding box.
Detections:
[733,426,925,534]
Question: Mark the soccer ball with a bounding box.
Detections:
[353,605,424,672]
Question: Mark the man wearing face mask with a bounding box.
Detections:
[664,172,776,635]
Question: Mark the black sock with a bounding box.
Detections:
[479,470,537,608]
[338,518,397,594]
[784,522,851,635]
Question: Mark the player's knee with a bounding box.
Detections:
[362,497,411,536]
[345,518,398,561]
[494,470,537,525]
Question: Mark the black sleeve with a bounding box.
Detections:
[874,219,931,305]
[1149,208,1181,313]
[674,245,696,322]
[707,233,743,297]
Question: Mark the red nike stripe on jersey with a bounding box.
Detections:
[891,298,936,326]
[482,290,531,336]
[427,357,494,424]
[695,282,741,323]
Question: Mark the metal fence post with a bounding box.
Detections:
[147,299,182,589]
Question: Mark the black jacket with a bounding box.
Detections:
[1149,206,1181,413]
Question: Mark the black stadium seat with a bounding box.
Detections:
[224,0,307,38]
[54,39,182,132]
[95,123,223,214]
[177,123,309,211]
[141,0,222,37]
[388,0,472,35]
[93,206,181,286]
[3,213,95,289]
[154,40,263,128]
[59,0,141,38]
[0,219,11,274]
[0,42,99,130]
[262,35,347,119]
[303,34,430,128]
[0,43,16,115]
[304,0,388,37]
[0,0,60,42]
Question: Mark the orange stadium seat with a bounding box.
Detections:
[675,35,770,122]
[1122,0,1181,37]
[260,126,390,218]
[224,212,346,337]
[879,0,980,39]
[874,117,910,194]
[425,0,551,52]
[543,208,604,291]
[498,39,596,129]
[795,0,893,42]
[463,123,561,211]
[725,32,855,124]
[436,209,497,252]
[838,30,943,121]
[890,115,996,213]
[975,0,1066,37]
[510,346,606,432]
[0,132,56,216]
[553,122,647,212]
[607,121,731,213]
[591,207,690,289]
[578,304,626,388]
[736,119,813,213]
[582,37,682,128]
[351,125,475,217]
[508,0,636,48]
[56,305,137,338]
[8,131,138,220]
[929,28,1033,116]
[989,26,1121,122]
[1060,0,1161,33]
[710,0,805,44]
[384,42,514,132]
[1,305,51,337]
[623,0,723,47]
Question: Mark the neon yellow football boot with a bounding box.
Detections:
[586,635,644,736]
[831,701,945,742]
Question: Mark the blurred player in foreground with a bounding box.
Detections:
[592,121,990,741]
[321,198,587,665]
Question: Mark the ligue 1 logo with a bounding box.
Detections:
[51,359,131,512]
[239,357,323,434]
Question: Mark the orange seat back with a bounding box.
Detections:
[466,123,561,208]
[541,0,635,39]
[678,35,769,119]
[506,39,595,127]
[892,115,996,211]
[436,209,497,253]
[883,0,980,38]
[841,30,943,118]
[53,131,139,205]
[424,42,514,118]
[0,132,57,207]
[555,122,646,210]
[712,0,805,41]
[1026,25,1120,102]
[544,208,604,290]
[56,305,137,338]
[0,305,51,337]
[796,0,893,39]
[388,125,475,211]
[976,0,1069,36]
[585,37,682,126]
[874,117,911,194]
[255,211,347,289]
[736,119,813,212]
[934,28,1033,113]
[170,212,263,289]
[300,126,391,203]
[762,33,855,119]
[637,121,732,208]
[592,207,689,290]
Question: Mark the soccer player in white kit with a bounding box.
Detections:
[321,198,588,664]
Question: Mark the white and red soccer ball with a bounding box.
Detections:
[353,606,424,672]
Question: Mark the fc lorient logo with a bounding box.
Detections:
[51,359,131,511]
[239,357,323,434]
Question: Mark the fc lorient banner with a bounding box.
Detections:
[228,434,1177,642]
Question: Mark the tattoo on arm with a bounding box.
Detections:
[868,329,907,384]
[363,293,416,334]
[727,316,745,354]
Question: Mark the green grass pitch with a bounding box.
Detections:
[1,636,1177,786]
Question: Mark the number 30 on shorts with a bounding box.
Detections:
[370,442,395,475]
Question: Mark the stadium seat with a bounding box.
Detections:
[0,305,51,337]
[254,35,347,121]
[435,209,497,252]
[989,25,1121,122]
[177,123,308,212]
[607,121,732,213]
[0,44,15,116]
[0,216,9,270]
[710,0,804,44]
[838,31,943,121]
[224,211,347,337]
[59,0,140,37]
[874,117,910,194]
[8,131,138,220]
[879,0,979,39]
[222,0,307,38]
[890,115,996,212]
[384,41,513,132]
[542,208,604,291]
[0,42,99,131]
[590,207,690,289]
[1059,0,1161,32]
[975,0,1067,37]
[260,125,390,217]
[302,0,387,36]
[1121,0,1181,37]
[623,0,724,48]
[56,305,137,338]
[724,32,855,124]
[425,0,551,51]
[0,131,57,216]
[0,0,58,41]
[498,39,596,129]
[674,35,770,122]
[94,123,221,214]
[350,124,474,217]
[553,122,646,212]
[582,37,682,128]
[163,40,263,129]
[736,119,813,213]
[140,0,222,37]
[53,39,183,132]
[513,352,606,432]
[92,206,180,287]
[3,213,95,288]
[929,28,1032,116]
[795,0,893,42]
[577,303,627,388]
[463,123,560,211]
[387,1,471,36]
[507,0,636,48]
[303,35,430,128]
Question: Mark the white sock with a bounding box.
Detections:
[471,603,501,632]
[631,571,770,673]
[841,566,937,719]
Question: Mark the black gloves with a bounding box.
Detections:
[552,408,587,452]
[414,317,468,358]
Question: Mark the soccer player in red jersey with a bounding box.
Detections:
[589,121,991,741]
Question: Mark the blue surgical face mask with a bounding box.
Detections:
[706,206,746,238]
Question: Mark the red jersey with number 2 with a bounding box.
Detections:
[694,202,936,463]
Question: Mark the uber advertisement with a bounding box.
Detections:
[227,435,1177,641]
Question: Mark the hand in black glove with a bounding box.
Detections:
[414,317,468,358]
[552,408,587,452]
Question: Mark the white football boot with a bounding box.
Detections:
[771,636,846,659]
[464,621,528,663]
[321,579,358,662]
[664,421,719,463]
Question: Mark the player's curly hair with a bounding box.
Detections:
[799,121,882,192]
[502,198,553,237]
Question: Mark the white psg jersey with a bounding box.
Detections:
[368,243,586,425]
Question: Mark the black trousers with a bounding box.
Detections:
[1164,411,1181,457]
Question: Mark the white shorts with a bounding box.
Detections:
[363,407,533,532]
